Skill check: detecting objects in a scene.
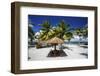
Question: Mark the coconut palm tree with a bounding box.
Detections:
[51,26,61,38]
[57,20,70,39]
[82,27,88,39]
[39,21,53,41]
[39,20,73,42]
[52,20,73,41]
[28,26,34,42]
[28,20,35,44]
[51,20,73,50]
[75,28,83,44]
[63,32,73,43]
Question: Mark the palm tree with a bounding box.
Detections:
[57,20,70,40]
[63,32,73,43]
[51,26,61,38]
[75,28,83,44]
[52,20,73,42]
[39,21,53,41]
[52,20,73,50]
[82,27,88,39]
[39,20,74,43]
[48,20,73,42]
[28,20,35,44]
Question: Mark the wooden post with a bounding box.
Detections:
[54,44,56,50]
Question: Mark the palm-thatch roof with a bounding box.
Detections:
[47,37,64,44]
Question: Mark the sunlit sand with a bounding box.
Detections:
[28,44,88,61]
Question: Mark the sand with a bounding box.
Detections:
[28,44,88,61]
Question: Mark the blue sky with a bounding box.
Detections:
[28,15,88,33]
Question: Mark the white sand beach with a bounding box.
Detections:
[28,44,88,61]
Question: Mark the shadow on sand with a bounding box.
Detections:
[47,50,67,57]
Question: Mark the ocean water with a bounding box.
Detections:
[64,41,88,45]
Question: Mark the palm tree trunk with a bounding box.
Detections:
[59,44,63,50]
[79,36,82,45]
[30,38,33,44]
[68,40,70,44]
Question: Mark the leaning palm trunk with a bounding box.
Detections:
[30,38,33,44]
[79,36,82,45]
[59,44,63,50]
[68,39,71,44]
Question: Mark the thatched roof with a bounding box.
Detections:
[47,37,64,44]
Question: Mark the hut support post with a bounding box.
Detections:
[54,44,57,51]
